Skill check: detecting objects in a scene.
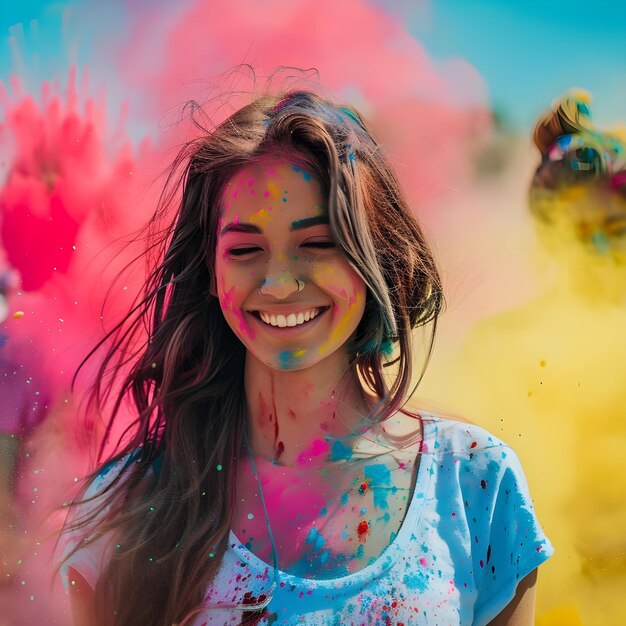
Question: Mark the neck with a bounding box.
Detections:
[244,351,373,466]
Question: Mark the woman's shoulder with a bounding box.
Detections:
[411,408,512,457]
[70,448,155,528]
[59,449,150,587]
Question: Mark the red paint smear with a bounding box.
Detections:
[470,441,478,448]
[358,482,368,495]
[274,440,285,461]
[357,520,370,542]
[269,375,279,447]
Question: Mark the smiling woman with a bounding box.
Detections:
[58,90,552,625]
[216,161,366,373]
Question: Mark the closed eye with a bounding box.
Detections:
[301,241,336,249]
[228,246,263,256]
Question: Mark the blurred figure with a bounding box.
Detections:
[455,92,626,625]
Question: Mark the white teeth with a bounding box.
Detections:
[257,308,322,328]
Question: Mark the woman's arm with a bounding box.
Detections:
[487,569,538,626]
[67,567,97,626]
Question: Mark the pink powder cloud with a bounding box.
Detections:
[117,0,491,212]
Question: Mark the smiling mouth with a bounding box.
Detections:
[251,307,328,328]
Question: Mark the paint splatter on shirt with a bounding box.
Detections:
[61,416,553,625]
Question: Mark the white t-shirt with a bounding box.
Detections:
[61,415,553,625]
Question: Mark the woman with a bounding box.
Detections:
[61,91,552,625]
[531,90,626,270]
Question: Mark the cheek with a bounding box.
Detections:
[312,262,365,307]
[216,261,257,340]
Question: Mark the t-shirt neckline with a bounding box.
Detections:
[229,416,437,590]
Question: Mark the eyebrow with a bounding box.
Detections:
[290,215,329,230]
[220,223,261,236]
[220,215,329,236]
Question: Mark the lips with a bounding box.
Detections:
[250,306,329,329]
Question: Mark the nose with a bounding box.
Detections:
[258,261,302,299]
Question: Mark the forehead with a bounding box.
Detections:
[220,160,326,222]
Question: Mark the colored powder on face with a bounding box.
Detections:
[318,289,364,356]
[278,350,299,369]
[220,285,255,340]
[266,180,280,198]
[249,207,272,228]
[291,165,312,182]
[330,439,353,461]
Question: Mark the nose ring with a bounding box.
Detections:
[257,278,305,294]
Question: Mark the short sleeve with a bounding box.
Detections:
[59,455,133,590]
[470,445,554,626]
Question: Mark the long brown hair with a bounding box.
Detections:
[63,90,444,625]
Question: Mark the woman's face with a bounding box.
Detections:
[215,159,366,371]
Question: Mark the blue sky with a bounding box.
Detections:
[1,0,624,132]
[402,0,626,129]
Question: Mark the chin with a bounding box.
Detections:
[275,352,315,371]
